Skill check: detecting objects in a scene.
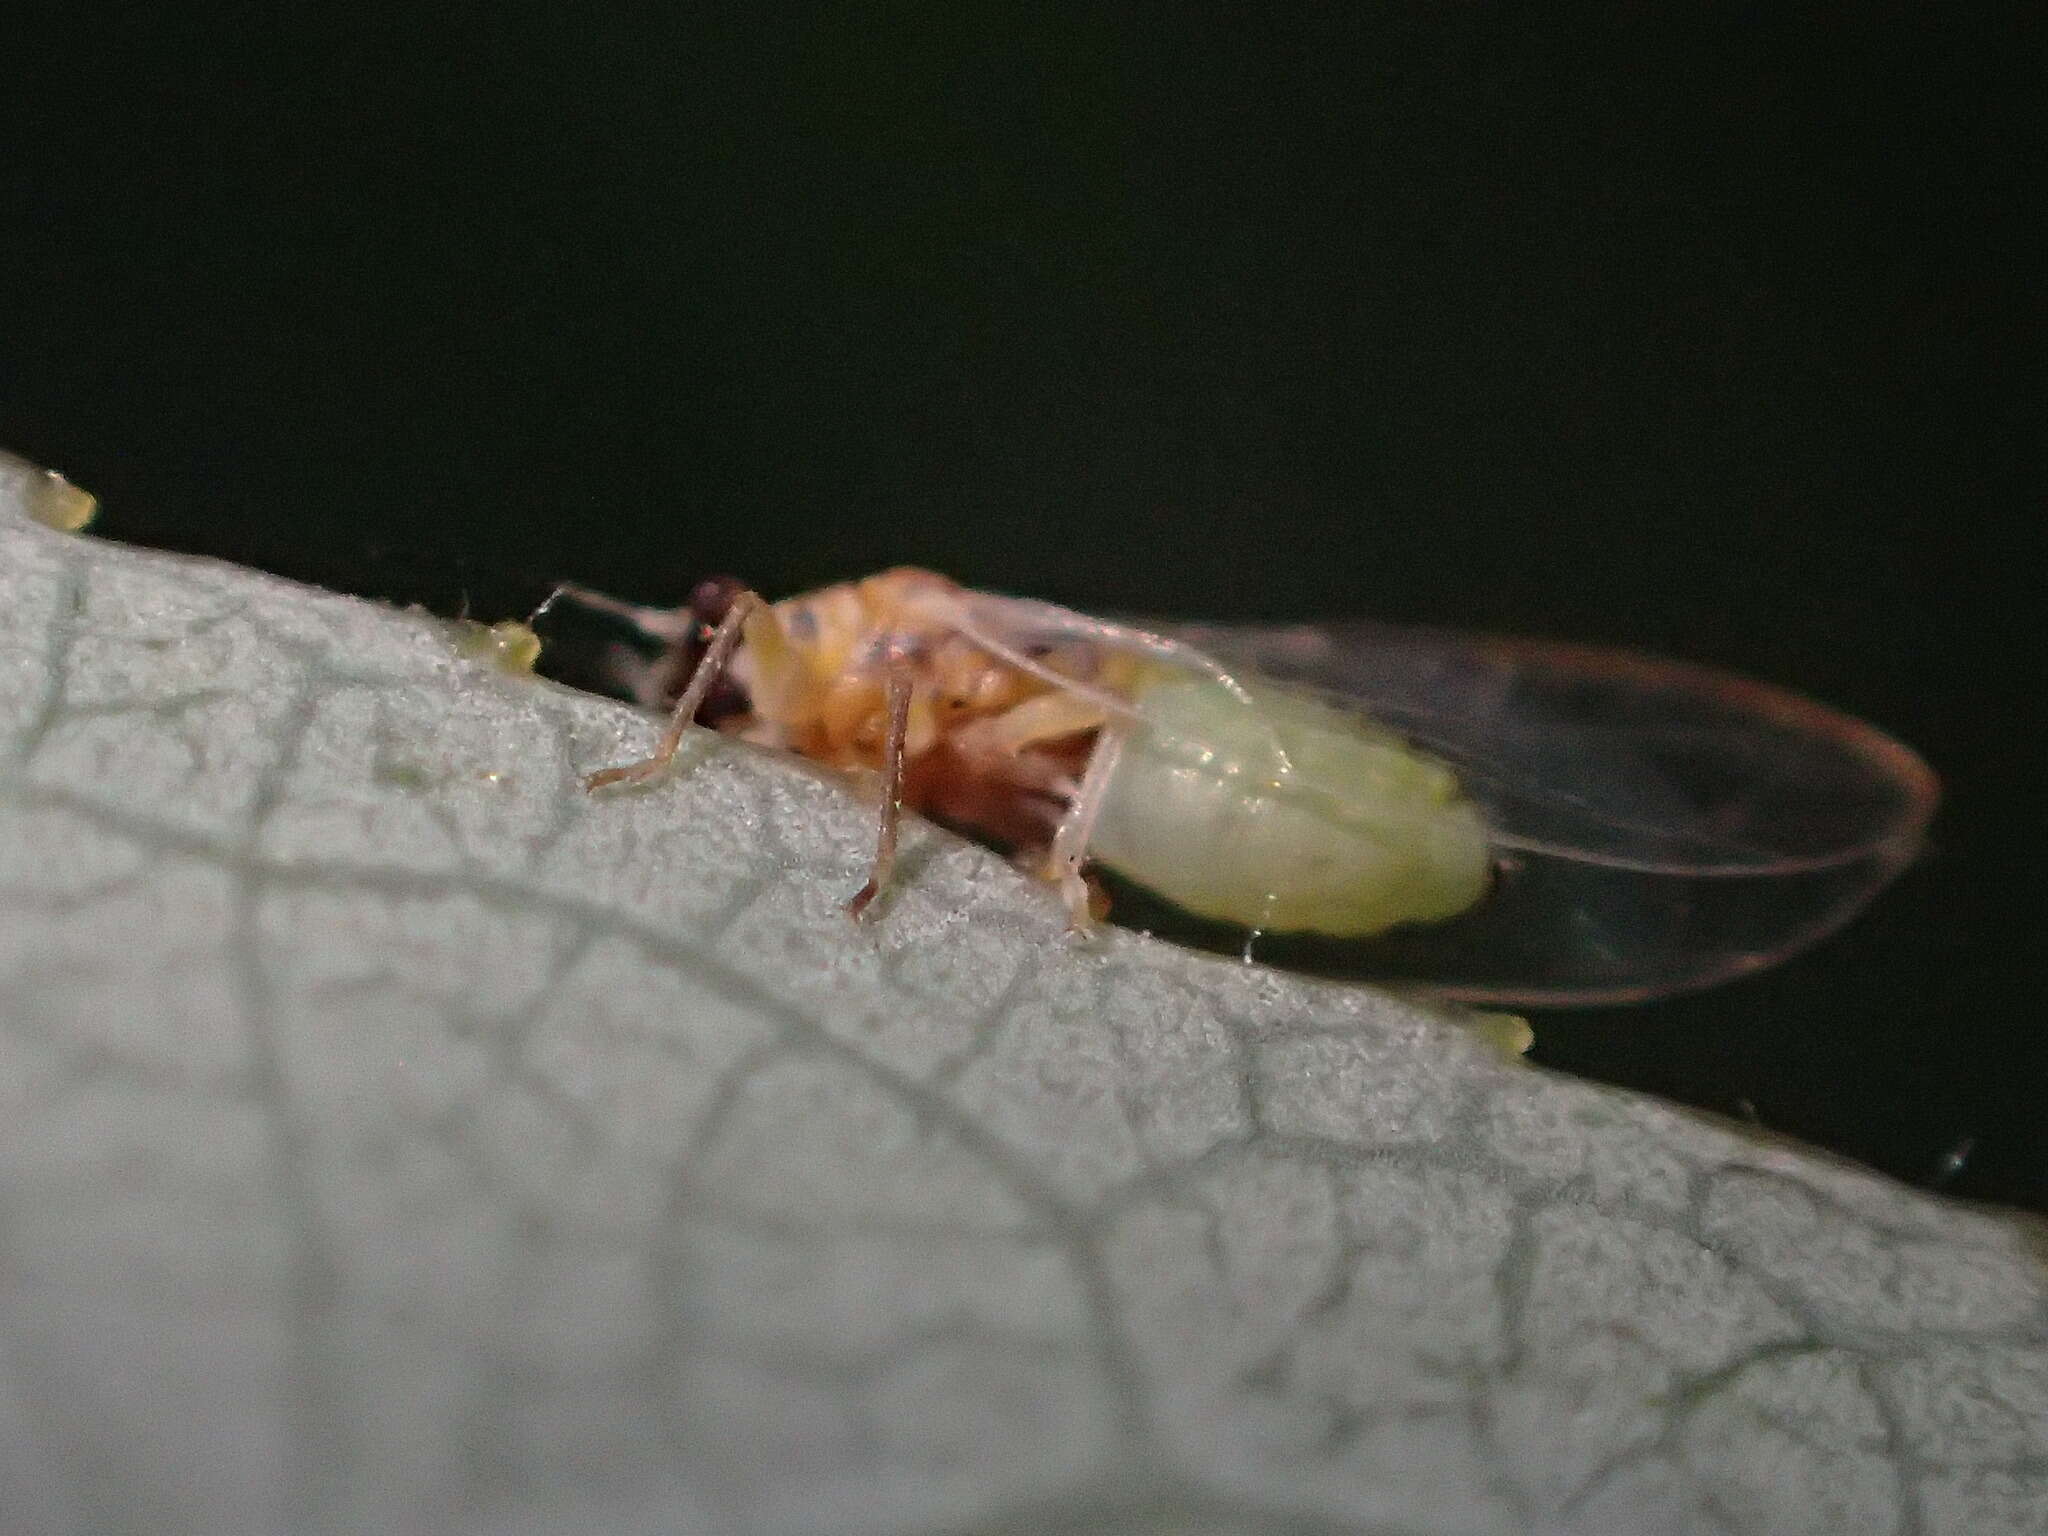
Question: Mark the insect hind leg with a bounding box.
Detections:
[949,593,1296,780]
[1046,722,1126,932]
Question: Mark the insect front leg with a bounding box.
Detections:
[1047,722,1126,933]
[845,655,915,921]
[584,589,763,791]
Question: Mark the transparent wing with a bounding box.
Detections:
[1142,619,1938,1006]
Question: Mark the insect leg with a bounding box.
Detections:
[534,582,697,646]
[584,590,763,791]
[845,657,915,921]
[924,611,1143,723]
[531,583,701,708]
[947,593,1296,778]
[958,594,1260,708]
[952,689,1108,758]
[1046,722,1126,932]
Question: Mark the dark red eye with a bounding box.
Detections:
[669,575,749,725]
[689,575,747,635]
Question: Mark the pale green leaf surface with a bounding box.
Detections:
[2,451,2044,1536]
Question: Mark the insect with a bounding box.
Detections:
[542,569,1937,1007]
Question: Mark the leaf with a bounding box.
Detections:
[2,449,2044,1536]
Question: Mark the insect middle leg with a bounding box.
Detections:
[845,658,914,921]
[584,588,763,791]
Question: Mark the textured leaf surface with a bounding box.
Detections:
[2,452,2045,1536]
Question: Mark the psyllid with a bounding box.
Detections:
[543,569,1935,1007]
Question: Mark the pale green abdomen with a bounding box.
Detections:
[1090,676,1492,937]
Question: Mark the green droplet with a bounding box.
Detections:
[1468,1011,1535,1058]
[456,618,542,675]
[26,470,98,533]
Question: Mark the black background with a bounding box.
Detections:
[3,8,2039,1212]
